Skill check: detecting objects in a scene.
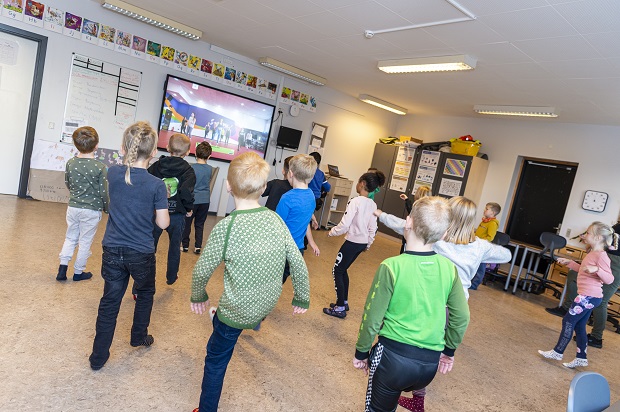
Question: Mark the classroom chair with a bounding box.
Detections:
[566,372,610,412]
[521,232,567,296]
[482,231,511,285]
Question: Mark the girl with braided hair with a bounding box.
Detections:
[89,121,170,370]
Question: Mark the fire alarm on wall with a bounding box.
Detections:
[289,106,300,117]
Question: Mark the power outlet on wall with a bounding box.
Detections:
[566,228,571,238]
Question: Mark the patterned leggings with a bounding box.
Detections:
[554,294,602,359]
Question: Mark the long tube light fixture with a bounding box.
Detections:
[258,57,326,86]
[359,94,407,115]
[378,54,477,73]
[101,0,202,40]
[474,105,558,118]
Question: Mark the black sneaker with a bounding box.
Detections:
[545,306,567,317]
[56,264,68,281]
[194,248,201,255]
[323,307,346,319]
[573,333,603,348]
[181,246,189,253]
[73,271,93,281]
[329,302,350,311]
[131,335,154,347]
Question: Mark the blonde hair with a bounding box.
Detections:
[122,121,157,185]
[589,221,619,250]
[228,152,270,199]
[414,185,431,201]
[487,202,501,216]
[168,133,191,156]
[289,154,317,183]
[72,126,99,153]
[444,196,477,245]
[409,196,451,244]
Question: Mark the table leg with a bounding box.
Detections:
[504,244,519,291]
[512,247,530,294]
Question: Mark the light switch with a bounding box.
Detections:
[48,122,55,129]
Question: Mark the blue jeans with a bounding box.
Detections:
[554,295,602,359]
[470,263,486,289]
[153,213,185,283]
[89,247,156,368]
[198,313,243,412]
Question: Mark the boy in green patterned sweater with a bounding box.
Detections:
[190,152,310,412]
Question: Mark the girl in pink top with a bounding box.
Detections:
[323,170,385,319]
[539,221,617,368]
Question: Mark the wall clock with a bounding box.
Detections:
[582,190,608,213]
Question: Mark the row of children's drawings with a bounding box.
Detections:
[2,0,317,112]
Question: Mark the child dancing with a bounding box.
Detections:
[539,221,617,368]
[323,170,385,319]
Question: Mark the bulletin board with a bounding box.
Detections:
[61,53,141,142]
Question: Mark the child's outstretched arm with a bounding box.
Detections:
[375,210,406,236]
[190,219,227,305]
[284,226,310,313]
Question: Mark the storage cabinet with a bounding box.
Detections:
[316,176,353,229]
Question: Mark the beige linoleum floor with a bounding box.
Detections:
[0,194,619,411]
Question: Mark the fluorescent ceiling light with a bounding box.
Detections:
[378,54,476,73]
[101,0,202,40]
[474,105,558,118]
[258,57,326,86]
[359,94,407,115]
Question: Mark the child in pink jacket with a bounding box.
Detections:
[539,221,617,368]
[323,170,385,319]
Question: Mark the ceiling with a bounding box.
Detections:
[121,0,620,125]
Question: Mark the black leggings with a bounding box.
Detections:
[333,240,367,306]
[366,338,440,412]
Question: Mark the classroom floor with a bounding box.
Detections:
[1,194,618,411]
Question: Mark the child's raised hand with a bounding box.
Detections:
[556,257,572,266]
[292,305,307,315]
[190,301,209,315]
[399,194,408,201]
[438,353,454,374]
[373,209,383,217]
[352,358,369,375]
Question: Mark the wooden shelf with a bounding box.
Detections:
[316,176,353,229]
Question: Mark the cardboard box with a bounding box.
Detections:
[399,136,423,144]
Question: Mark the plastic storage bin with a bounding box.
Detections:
[450,138,481,156]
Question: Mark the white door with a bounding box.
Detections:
[0,31,38,195]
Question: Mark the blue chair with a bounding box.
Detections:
[566,372,610,412]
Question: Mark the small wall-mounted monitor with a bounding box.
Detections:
[276,126,302,150]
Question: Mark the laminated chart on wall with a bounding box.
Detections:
[389,145,415,192]
[61,53,141,143]
[438,178,463,197]
[411,150,441,195]
[443,159,468,178]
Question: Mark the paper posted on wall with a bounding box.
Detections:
[61,118,86,143]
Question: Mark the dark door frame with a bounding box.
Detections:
[0,23,47,198]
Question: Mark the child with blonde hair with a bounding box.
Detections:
[539,221,617,368]
[190,152,310,412]
[323,170,385,318]
[89,121,170,370]
[354,196,470,412]
[376,196,511,411]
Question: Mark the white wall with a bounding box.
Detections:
[396,114,620,247]
[2,0,398,213]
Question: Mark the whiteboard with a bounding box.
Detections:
[61,53,141,143]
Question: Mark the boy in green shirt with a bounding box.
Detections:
[353,196,470,412]
[190,152,310,412]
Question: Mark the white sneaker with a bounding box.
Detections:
[209,307,217,321]
[538,349,563,360]
[563,358,588,368]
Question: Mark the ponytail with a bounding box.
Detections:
[359,170,386,193]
